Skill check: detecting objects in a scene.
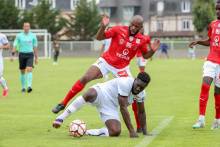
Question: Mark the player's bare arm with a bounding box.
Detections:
[189,38,210,48]
[118,95,138,138]
[34,47,38,64]
[96,15,109,40]
[142,39,160,59]
[137,102,147,135]
[0,43,10,50]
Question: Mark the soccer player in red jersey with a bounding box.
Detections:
[190,0,220,129]
[52,15,160,132]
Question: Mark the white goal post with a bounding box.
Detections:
[0,29,52,58]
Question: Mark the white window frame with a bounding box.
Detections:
[15,0,26,9]
[101,8,111,17]
[123,6,134,22]
[182,19,190,30]
[48,0,56,9]
[157,1,164,13]
[157,20,163,31]
[70,0,80,10]
[181,0,190,13]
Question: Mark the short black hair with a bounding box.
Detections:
[137,72,151,84]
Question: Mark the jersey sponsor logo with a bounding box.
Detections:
[122,49,129,55]
[115,49,130,60]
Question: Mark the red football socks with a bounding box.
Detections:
[214,94,220,119]
[199,83,211,116]
[132,100,141,129]
[61,80,85,106]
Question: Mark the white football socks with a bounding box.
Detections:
[0,77,8,90]
[86,127,109,137]
[57,96,86,120]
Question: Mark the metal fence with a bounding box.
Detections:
[2,40,210,59]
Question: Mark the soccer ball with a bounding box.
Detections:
[69,119,86,137]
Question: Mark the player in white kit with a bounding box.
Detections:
[52,72,151,138]
[0,33,10,97]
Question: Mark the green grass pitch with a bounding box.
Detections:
[1,58,220,147]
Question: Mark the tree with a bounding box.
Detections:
[68,0,101,40]
[192,0,215,34]
[19,10,36,29]
[0,0,20,29]
[32,0,66,36]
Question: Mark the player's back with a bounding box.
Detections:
[96,77,134,105]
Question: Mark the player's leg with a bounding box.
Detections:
[19,53,27,92]
[132,100,141,132]
[53,88,98,128]
[52,58,107,114]
[193,61,216,128]
[0,60,8,96]
[86,119,121,137]
[26,53,34,93]
[211,85,220,129]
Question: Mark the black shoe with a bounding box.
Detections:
[136,128,142,133]
[27,87,32,93]
[21,88,26,93]
[52,103,65,114]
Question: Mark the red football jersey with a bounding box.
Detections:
[207,20,220,64]
[102,26,149,69]
[136,35,151,57]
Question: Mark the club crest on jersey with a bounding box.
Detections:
[216,29,220,35]
[218,23,220,28]
[214,36,219,46]
[119,39,124,45]
[136,39,140,44]
[129,36,134,42]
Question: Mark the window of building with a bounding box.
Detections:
[157,1,164,13]
[15,0,26,9]
[48,0,56,9]
[101,8,111,17]
[123,6,134,22]
[29,0,38,7]
[71,0,80,10]
[182,20,190,30]
[181,0,190,13]
[157,20,163,31]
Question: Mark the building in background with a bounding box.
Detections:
[14,0,80,11]
[99,0,195,39]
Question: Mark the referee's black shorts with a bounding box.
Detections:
[18,52,34,70]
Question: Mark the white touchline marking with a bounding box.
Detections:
[135,116,174,147]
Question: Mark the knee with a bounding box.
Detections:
[26,67,32,72]
[109,127,121,137]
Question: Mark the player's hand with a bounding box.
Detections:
[101,15,110,27]
[129,131,139,138]
[189,41,197,48]
[151,39,160,52]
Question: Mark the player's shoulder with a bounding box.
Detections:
[210,20,219,27]
[117,77,134,86]
[0,33,6,38]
